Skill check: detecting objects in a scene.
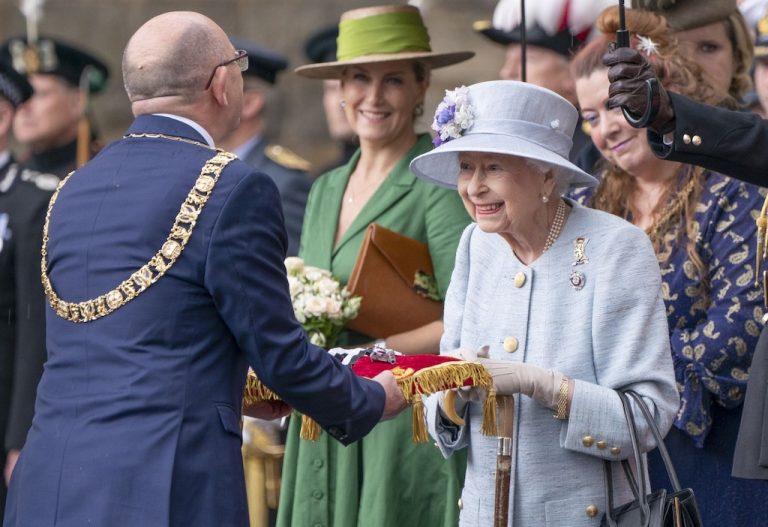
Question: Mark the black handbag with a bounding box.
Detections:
[601,390,703,527]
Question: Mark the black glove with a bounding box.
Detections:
[602,46,675,134]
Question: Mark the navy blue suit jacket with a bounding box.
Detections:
[4,115,384,527]
[648,93,767,186]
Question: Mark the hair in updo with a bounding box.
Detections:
[571,6,716,105]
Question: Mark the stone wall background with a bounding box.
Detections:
[0,0,504,173]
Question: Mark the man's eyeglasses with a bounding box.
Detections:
[204,49,249,90]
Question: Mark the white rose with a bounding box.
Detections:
[305,266,331,282]
[304,295,326,317]
[288,276,302,298]
[317,277,339,296]
[325,298,342,319]
[284,256,304,275]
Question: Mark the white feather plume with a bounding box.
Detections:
[19,0,45,20]
[492,0,618,36]
[19,0,45,43]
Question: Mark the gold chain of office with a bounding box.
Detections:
[41,133,237,323]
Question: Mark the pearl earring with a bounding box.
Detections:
[541,194,549,203]
[340,99,346,109]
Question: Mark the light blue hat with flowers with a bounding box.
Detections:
[410,80,598,190]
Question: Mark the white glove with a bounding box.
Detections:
[480,359,564,410]
[442,345,490,362]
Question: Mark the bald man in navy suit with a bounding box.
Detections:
[3,12,405,527]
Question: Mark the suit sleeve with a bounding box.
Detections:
[428,225,476,457]
[205,169,384,445]
[648,93,768,187]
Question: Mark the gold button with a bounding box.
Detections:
[596,440,608,450]
[582,435,594,447]
[683,134,691,145]
[611,446,621,456]
[458,498,463,510]
[692,135,702,146]
[513,272,526,288]
[586,504,599,518]
[503,336,519,353]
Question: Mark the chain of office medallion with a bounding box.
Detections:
[41,137,237,323]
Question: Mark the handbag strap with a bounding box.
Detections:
[603,390,651,526]
[625,390,682,492]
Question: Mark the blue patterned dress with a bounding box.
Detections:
[574,171,768,525]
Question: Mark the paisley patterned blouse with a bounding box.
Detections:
[574,171,766,447]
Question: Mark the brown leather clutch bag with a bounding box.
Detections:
[346,224,443,338]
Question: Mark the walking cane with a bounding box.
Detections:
[493,395,514,527]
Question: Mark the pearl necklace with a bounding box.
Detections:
[543,199,567,253]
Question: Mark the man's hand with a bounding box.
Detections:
[481,360,564,410]
[603,46,675,134]
[242,400,292,420]
[373,370,407,421]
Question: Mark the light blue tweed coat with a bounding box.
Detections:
[427,200,679,527]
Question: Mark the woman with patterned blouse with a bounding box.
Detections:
[571,7,768,525]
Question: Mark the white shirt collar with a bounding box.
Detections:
[232,135,262,159]
[154,113,216,148]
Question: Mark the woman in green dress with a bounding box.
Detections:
[277,5,473,527]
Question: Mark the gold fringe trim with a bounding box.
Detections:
[480,389,498,437]
[299,414,321,441]
[397,362,493,402]
[243,362,499,442]
[411,393,428,443]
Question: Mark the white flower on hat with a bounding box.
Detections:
[432,85,474,146]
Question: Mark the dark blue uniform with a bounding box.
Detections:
[4,115,384,527]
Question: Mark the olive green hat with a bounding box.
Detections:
[632,0,738,31]
[294,4,474,79]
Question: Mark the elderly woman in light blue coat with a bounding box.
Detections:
[410,80,680,527]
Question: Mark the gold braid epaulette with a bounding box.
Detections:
[41,148,237,323]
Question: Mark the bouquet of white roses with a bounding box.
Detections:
[284,256,362,348]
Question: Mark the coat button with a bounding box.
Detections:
[458,498,463,510]
[596,440,608,450]
[313,459,324,468]
[582,435,594,447]
[503,336,518,353]
[683,133,691,144]
[513,271,526,288]
[586,504,599,518]
[692,135,702,146]
[312,490,324,500]
[611,446,621,456]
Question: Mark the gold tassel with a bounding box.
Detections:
[755,194,768,287]
[411,393,428,443]
[480,389,498,437]
[243,371,280,406]
[299,414,321,441]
